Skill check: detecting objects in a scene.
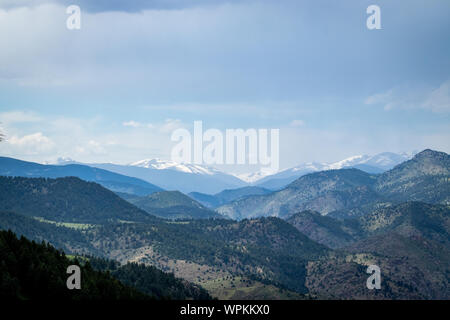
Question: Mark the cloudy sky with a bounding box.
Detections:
[0,0,449,173]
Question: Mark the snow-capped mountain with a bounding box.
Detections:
[235,168,281,183]
[130,158,219,175]
[360,152,415,170]
[45,151,415,194]
[324,152,415,171]
[253,152,415,190]
[88,159,247,194]
[325,155,369,170]
[236,172,270,183]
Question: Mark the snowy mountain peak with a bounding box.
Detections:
[235,169,278,183]
[361,152,409,167]
[129,158,219,175]
[246,151,414,186]
[292,162,328,172]
[326,155,369,170]
[130,158,178,169]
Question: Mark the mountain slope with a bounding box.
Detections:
[88,257,212,300]
[88,217,328,294]
[189,186,272,208]
[304,201,450,299]
[0,229,212,300]
[375,149,450,204]
[0,176,153,223]
[187,192,220,208]
[126,191,221,219]
[287,201,450,250]
[0,230,148,300]
[357,201,450,244]
[286,210,363,249]
[217,169,380,219]
[0,211,98,255]
[0,156,163,196]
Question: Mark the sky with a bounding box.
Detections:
[0,0,449,174]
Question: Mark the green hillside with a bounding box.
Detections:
[375,149,450,204]
[303,201,450,299]
[0,176,153,223]
[0,230,147,300]
[287,210,363,249]
[127,191,222,219]
[189,186,273,208]
[217,169,380,219]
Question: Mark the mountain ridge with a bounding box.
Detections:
[0,176,155,223]
[217,149,449,220]
[124,190,222,220]
[0,156,163,196]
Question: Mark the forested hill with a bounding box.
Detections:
[0,230,212,300]
[0,176,154,223]
[88,257,212,300]
[0,230,147,300]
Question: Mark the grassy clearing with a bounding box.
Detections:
[33,217,95,230]
[200,276,305,300]
[66,254,89,262]
[164,221,191,225]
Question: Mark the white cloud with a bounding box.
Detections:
[0,111,42,124]
[0,110,183,163]
[6,132,55,154]
[123,120,142,128]
[73,140,106,156]
[365,80,450,113]
[290,119,304,127]
[122,119,180,132]
[160,118,182,133]
[422,81,450,113]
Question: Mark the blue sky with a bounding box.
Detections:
[0,0,449,173]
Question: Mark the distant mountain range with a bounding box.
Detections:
[0,156,163,196]
[84,159,247,194]
[252,152,414,190]
[49,151,413,194]
[1,148,449,299]
[217,149,449,220]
